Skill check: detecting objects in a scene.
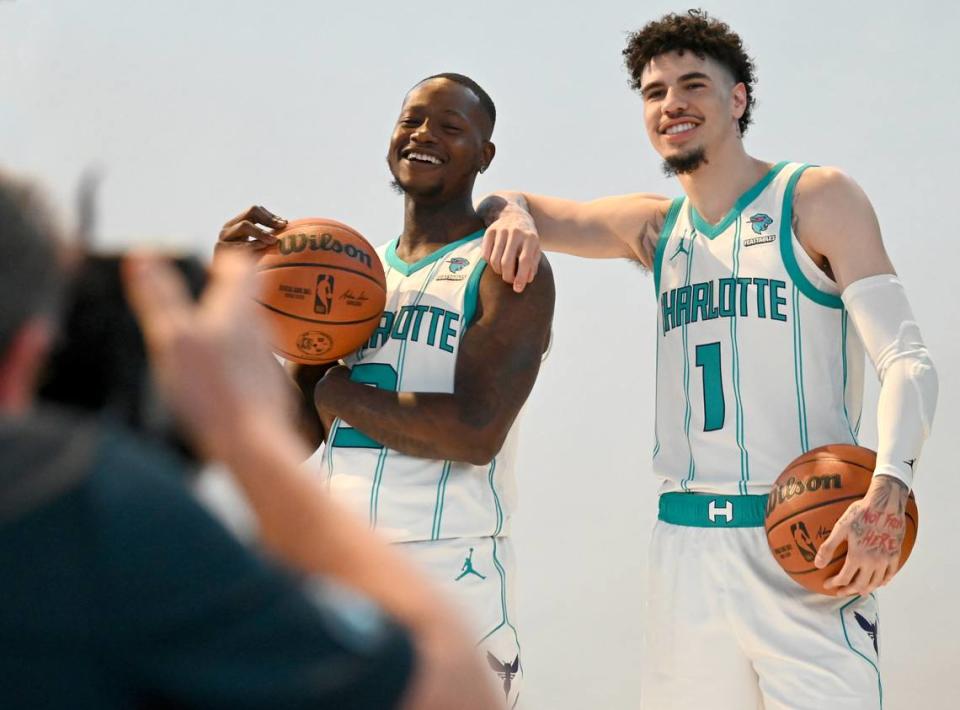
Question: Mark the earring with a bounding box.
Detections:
[479,165,487,174]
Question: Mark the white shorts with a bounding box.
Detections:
[399,536,522,708]
[643,513,882,709]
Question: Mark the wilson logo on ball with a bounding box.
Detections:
[766,473,842,516]
[278,231,373,268]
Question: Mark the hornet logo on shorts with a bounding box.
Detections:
[748,213,773,234]
[487,653,520,701]
[854,612,879,654]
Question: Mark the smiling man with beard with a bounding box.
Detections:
[218,73,554,708]
[478,10,938,710]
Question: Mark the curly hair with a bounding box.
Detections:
[623,9,757,135]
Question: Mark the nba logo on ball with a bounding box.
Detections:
[315,274,335,314]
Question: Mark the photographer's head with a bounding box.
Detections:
[0,173,63,413]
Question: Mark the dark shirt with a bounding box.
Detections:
[0,409,414,709]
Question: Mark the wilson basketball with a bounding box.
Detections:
[765,444,918,596]
[254,218,386,364]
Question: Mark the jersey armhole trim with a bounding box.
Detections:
[778,164,843,309]
[461,258,488,331]
[653,197,685,296]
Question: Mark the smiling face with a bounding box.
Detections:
[639,50,747,174]
[387,78,495,203]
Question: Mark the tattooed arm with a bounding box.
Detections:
[476,192,672,291]
[795,167,935,595]
[313,257,555,465]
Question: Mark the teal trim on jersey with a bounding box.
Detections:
[778,164,843,309]
[369,257,446,526]
[689,161,788,239]
[658,492,767,527]
[839,596,883,708]
[680,233,698,491]
[325,419,342,481]
[477,537,522,657]
[653,329,661,459]
[385,229,485,276]
[841,310,858,443]
[488,459,504,536]
[430,460,453,540]
[652,197,685,296]
[461,258,488,331]
[368,445,390,527]
[791,283,810,452]
[730,219,751,495]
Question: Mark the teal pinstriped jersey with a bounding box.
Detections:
[652,162,865,495]
[318,232,517,543]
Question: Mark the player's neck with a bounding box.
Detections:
[677,143,771,226]
[399,194,484,257]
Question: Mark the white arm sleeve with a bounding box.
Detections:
[842,274,938,488]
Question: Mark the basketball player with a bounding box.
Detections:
[478,11,938,709]
[217,74,555,708]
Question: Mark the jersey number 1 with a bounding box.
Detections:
[695,342,725,432]
[330,363,399,449]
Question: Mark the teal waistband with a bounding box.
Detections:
[658,492,768,528]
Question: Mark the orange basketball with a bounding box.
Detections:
[765,444,918,596]
[254,218,386,364]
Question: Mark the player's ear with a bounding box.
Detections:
[730,82,747,121]
[480,141,496,174]
[0,316,54,411]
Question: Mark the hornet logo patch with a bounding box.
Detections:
[854,612,879,655]
[487,653,521,701]
[748,213,773,234]
[448,257,469,273]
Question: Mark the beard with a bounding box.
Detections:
[389,173,444,199]
[662,147,708,176]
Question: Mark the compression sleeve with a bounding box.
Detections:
[841,274,938,488]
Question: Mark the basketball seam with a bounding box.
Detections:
[272,345,336,362]
[781,456,875,474]
[765,493,865,533]
[257,261,385,285]
[255,300,383,326]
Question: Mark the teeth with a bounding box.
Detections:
[666,123,696,135]
[406,152,442,165]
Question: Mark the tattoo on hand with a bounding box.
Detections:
[848,477,908,557]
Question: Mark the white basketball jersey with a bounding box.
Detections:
[318,231,517,543]
[653,162,865,495]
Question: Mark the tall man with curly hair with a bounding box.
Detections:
[479,9,938,709]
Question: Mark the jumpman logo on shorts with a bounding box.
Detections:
[455,547,486,581]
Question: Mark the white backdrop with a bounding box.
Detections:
[4,1,959,707]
